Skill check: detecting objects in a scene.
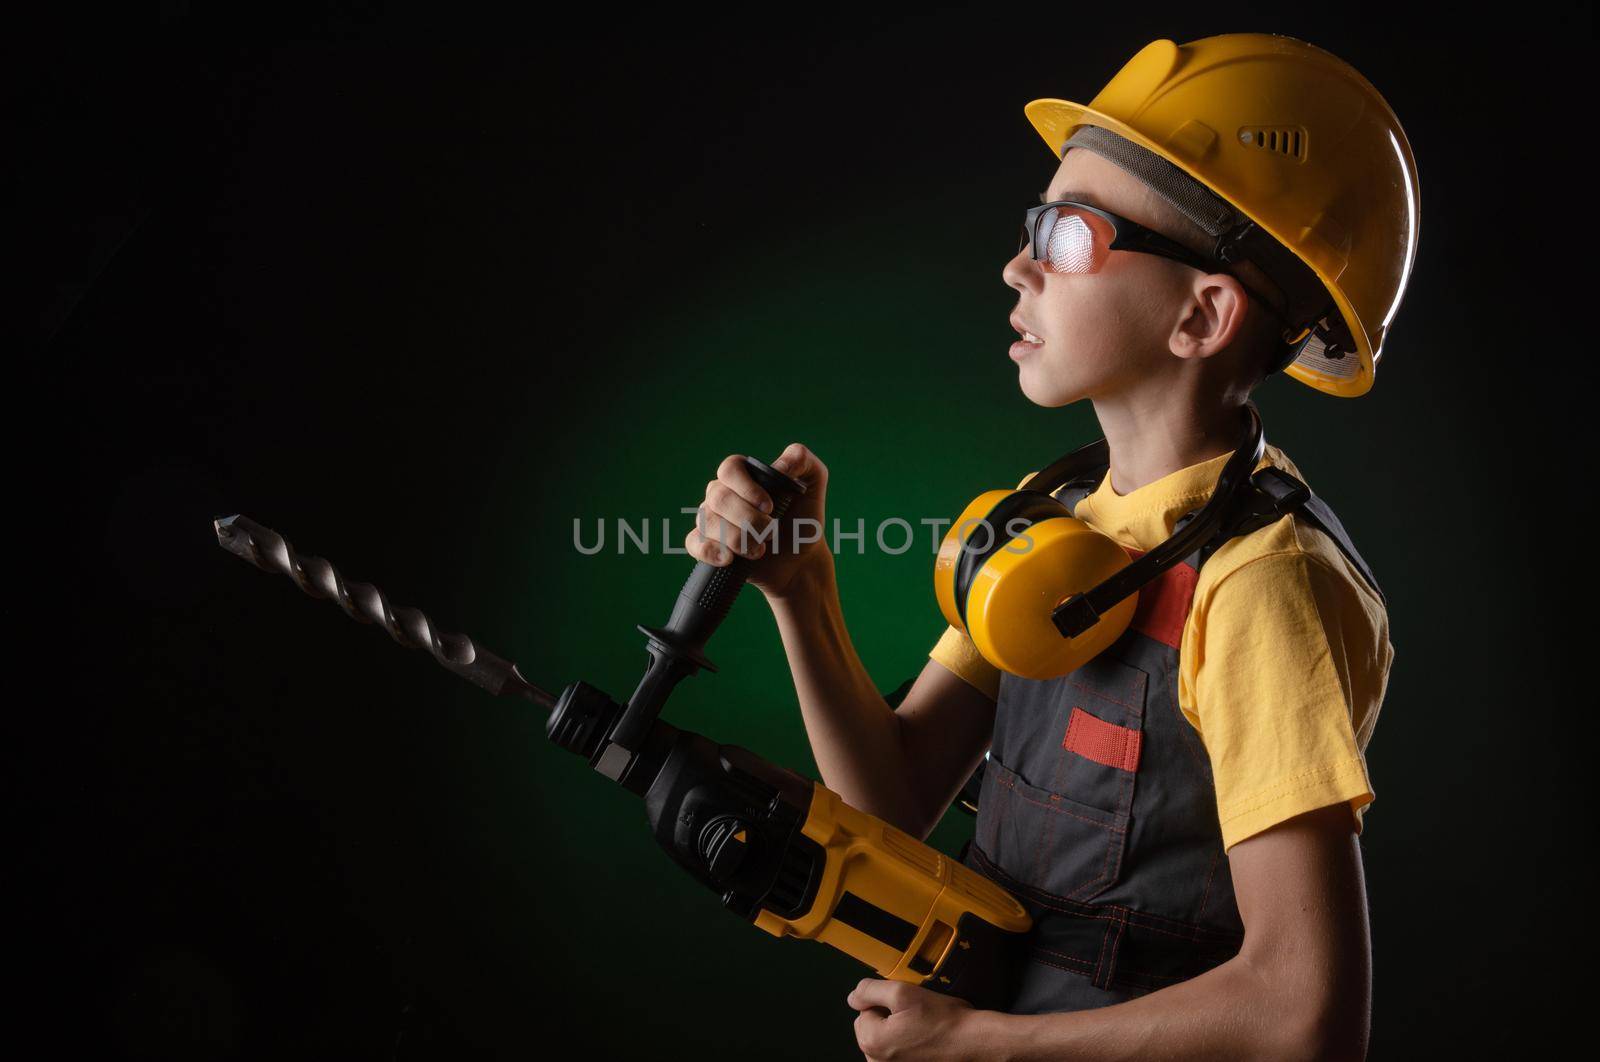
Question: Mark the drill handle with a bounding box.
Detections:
[662,456,805,661]
[602,457,806,773]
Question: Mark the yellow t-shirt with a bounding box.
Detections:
[929,444,1391,850]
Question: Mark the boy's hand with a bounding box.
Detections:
[847,978,988,1061]
[683,442,829,600]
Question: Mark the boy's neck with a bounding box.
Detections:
[1090,389,1248,497]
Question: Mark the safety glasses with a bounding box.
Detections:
[1020,200,1226,276]
[1020,201,1286,328]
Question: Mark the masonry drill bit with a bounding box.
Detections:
[213,514,557,711]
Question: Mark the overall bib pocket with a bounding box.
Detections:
[975,657,1148,903]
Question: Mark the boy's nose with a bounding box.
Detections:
[1003,242,1043,292]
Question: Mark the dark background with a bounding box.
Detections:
[14,4,1590,1057]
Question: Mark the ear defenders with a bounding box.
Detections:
[935,404,1266,679]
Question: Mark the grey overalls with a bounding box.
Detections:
[955,467,1381,1013]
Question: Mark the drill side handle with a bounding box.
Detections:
[601,458,805,769]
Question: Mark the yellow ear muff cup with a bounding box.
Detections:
[934,490,1015,633]
[964,518,1138,680]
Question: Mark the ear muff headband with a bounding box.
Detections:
[1019,437,1110,496]
[944,434,1114,631]
[1052,403,1265,637]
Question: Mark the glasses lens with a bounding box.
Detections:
[1038,206,1112,274]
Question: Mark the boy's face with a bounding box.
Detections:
[1003,146,1197,407]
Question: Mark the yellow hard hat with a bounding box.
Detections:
[1025,33,1419,397]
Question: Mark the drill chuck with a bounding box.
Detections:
[544,682,623,762]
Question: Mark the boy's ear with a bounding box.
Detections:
[1169,273,1252,362]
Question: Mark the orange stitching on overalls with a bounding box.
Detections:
[993,771,1128,832]
[1066,816,1117,902]
[1028,786,1059,887]
[1118,736,1137,825]
[1068,678,1142,715]
[974,846,1239,943]
[1055,678,1142,901]
[1106,909,1128,985]
[1073,760,1132,901]
[1030,714,1076,887]
[1030,945,1094,972]
[1092,909,1113,987]
[1030,951,1100,980]
[1066,726,1137,904]
[987,770,1119,901]
[1032,942,1192,994]
[1116,916,1233,943]
[977,842,1114,917]
[1030,948,1164,997]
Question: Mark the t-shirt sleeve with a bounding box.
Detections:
[929,624,1001,702]
[1181,549,1392,851]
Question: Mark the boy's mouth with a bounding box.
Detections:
[1010,314,1043,342]
[1009,314,1044,360]
[1009,335,1043,361]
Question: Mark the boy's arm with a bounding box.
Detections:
[767,549,995,839]
[686,443,993,838]
[850,803,1372,1061]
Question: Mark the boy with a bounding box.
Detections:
[685,33,1413,1060]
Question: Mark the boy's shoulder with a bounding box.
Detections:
[1195,444,1385,618]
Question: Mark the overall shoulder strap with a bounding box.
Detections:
[1295,493,1382,603]
[1195,467,1384,605]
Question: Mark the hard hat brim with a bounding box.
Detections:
[1023,98,1375,397]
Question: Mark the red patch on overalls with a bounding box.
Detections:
[1062,707,1142,771]
[1125,552,1199,650]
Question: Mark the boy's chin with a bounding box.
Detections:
[1017,362,1091,409]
